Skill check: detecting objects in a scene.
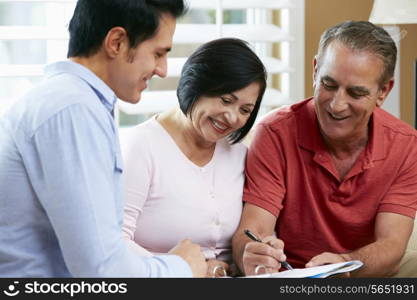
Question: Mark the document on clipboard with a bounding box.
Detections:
[245,260,363,278]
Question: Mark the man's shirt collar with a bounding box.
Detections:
[297,98,386,163]
[44,60,117,114]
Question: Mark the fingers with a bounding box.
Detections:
[262,236,284,249]
[242,238,287,275]
[305,252,346,268]
[262,236,287,262]
[178,238,193,245]
[207,260,229,277]
[168,239,207,277]
[244,247,281,269]
[252,237,287,263]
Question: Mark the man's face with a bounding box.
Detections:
[110,13,176,103]
[313,41,392,143]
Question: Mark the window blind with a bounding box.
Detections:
[0,0,305,121]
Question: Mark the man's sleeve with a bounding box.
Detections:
[20,104,192,277]
[243,123,286,217]
[379,139,417,219]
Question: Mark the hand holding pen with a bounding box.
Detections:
[244,229,294,271]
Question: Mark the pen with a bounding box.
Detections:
[244,229,294,271]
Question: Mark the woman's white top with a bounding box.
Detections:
[120,116,247,262]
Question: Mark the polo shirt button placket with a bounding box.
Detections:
[332,189,343,202]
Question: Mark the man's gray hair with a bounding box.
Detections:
[316,21,397,87]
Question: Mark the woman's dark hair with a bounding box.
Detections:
[67,0,187,58]
[177,38,267,144]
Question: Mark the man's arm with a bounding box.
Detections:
[25,104,200,277]
[306,212,414,277]
[232,203,286,275]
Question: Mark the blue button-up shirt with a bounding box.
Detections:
[0,61,192,277]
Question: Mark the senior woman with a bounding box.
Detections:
[120,38,267,277]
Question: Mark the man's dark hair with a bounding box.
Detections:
[316,20,397,87]
[177,38,267,144]
[67,0,186,58]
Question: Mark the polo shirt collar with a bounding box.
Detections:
[297,98,328,154]
[297,98,386,164]
[368,107,386,161]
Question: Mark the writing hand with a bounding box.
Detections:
[242,235,287,275]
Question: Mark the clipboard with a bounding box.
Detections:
[244,260,364,278]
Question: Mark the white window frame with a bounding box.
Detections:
[0,0,305,124]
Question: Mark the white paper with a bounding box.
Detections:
[245,260,364,278]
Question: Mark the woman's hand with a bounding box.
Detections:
[206,259,230,277]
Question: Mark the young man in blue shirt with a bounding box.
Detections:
[0,0,207,278]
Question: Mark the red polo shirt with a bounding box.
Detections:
[244,98,417,268]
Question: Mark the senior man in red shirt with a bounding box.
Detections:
[232,21,417,277]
